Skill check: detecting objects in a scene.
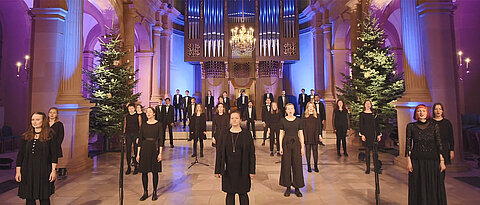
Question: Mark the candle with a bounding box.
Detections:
[465,58,471,69]
[25,55,30,69]
[16,62,22,77]
[458,51,463,65]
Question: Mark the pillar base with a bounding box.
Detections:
[56,103,93,173]
[324,98,336,138]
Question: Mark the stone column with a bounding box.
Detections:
[82,50,95,97]
[30,3,67,113]
[331,49,350,96]
[310,10,325,94]
[136,52,153,106]
[159,28,173,99]
[418,0,469,171]
[322,23,336,135]
[123,2,136,71]
[150,23,163,104]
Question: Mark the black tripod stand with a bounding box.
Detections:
[119,135,125,205]
[188,154,209,169]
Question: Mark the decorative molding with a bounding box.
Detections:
[283,42,297,56]
[202,61,226,78]
[186,43,201,57]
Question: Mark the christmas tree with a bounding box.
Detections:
[84,26,140,138]
[337,13,404,132]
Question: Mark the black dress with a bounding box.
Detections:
[334,110,349,154]
[406,120,446,205]
[213,113,230,145]
[215,129,256,194]
[359,112,380,147]
[50,121,64,158]
[279,117,305,188]
[138,121,164,173]
[302,115,320,145]
[16,132,58,200]
[268,112,283,152]
[433,118,454,165]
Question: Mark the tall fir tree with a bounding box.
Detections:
[337,13,404,132]
[84,26,140,137]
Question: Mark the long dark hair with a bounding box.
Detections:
[22,112,53,142]
[335,99,347,111]
[432,103,445,118]
[362,100,374,112]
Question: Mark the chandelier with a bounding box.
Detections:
[230,0,255,53]
[230,26,255,53]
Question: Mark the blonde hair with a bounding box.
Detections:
[270,102,280,114]
[195,104,204,115]
[304,102,318,118]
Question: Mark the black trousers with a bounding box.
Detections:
[263,124,269,142]
[26,199,50,205]
[226,193,249,205]
[305,144,318,165]
[269,126,280,152]
[336,128,347,154]
[206,107,213,121]
[183,110,188,127]
[299,104,305,116]
[365,146,380,172]
[240,106,246,120]
[165,123,174,146]
[142,172,158,192]
[279,138,305,188]
[174,105,182,122]
[125,134,138,168]
[193,137,204,155]
[246,120,256,138]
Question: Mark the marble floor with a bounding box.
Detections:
[1,140,480,205]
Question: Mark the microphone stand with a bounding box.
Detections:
[372,111,380,205]
[119,134,125,205]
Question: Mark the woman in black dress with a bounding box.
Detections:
[302,102,321,173]
[432,103,454,166]
[267,102,282,156]
[212,103,230,147]
[333,100,349,157]
[48,107,66,177]
[279,103,305,197]
[406,104,446,205]
[189,104,207,157]
[136,107,164,201]
[15,112,57,205]
[215,110,256,205]
[136,104,148,124]
[359,100,382,174]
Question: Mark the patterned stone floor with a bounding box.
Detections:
[1,139,480,205]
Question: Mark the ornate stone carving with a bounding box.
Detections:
[203,61,225,78]
[258,60,280,78]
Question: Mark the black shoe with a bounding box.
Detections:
[284,188,291,197]
[319,142,326,146]
[344,153,349,157]
[307,165,312,173]
[152,192,158,201]
[277,152,281,156]
[140,192,148,201]
[125,167,131,175]
[200,153,204,157]
[365,170,370,174]
[294,188,303,197]
[270,152,274,156]
[133,168,138,175]
[170,144,174,148]
[261,142,265,146]
[337,152,341,157]
[314,164,319,172]
[191,154,197,157]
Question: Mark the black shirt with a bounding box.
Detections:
[125,113,140,135]
[280,117,303,137]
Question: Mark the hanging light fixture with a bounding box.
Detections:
[230,0,255,53]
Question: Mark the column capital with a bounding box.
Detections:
[321,24,332,33]
[153,25,163,35]
[30,8,67,21]
[417,2,456,16]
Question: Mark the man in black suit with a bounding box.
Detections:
[298,88,308,116]
[244,101,257,139]
[173,89,182,122]
[314,94,326,146]
[186,97,197,123]
[309,89,315,103]
[183,90,192,128]
[222,91,231,113]
[155,98,164,124]
[237,90,248,120]
[277,90,288,116]
[205,90,214,121]
[162,98,175,148]
[263,88,274,105]
[261,98,272,146]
